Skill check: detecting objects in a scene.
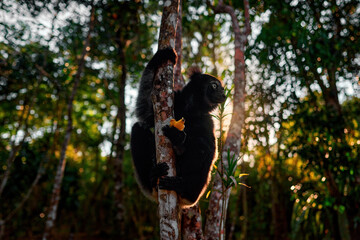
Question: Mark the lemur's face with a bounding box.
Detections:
[207,79,226,104]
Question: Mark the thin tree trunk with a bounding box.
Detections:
[113,43,127,234]
[0,76,61,239]
[240,184,248,240]
[152,1,180,239]
[0,221,3,240]
[322,72,351,240]
[182,204,204,240]
[0,96,34,198]
[0,133,29,198]
[271,178,289,240]
[42,6,95,240]
[87,78,117,215]
[0,159,45,240]
[173,0,184,91]
[205,1,251,239]
[210,28,218,77]
[314,64,353,239]
[227,172,248,240]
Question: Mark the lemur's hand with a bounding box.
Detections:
[147,48,177,69]
[162,125,186,146]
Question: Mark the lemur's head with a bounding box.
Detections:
[186,69,226,112]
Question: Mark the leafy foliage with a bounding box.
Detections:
[0,0,359,239]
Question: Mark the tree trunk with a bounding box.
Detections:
[42,5,95,240]
[0,160,44,240]
[0,96,33,198]
[315,64,354,239]
[152,1,181,239]
[182,205,204,240]
[0,134,29,198]
[113,39,127,235]
[240,185,248,240]
[205,1,250,239]
[173,0,184,91]
[271,177,289,240]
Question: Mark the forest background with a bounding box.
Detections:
[0,0,359,239]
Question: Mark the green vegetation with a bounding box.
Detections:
[0,0,359,239]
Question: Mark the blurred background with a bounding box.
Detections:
[0,0,359,239]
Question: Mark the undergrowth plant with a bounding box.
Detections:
[208,84,250,238]
[209,85,250,194]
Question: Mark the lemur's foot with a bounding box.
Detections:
[159,176,183,194]
[150,162,169,187]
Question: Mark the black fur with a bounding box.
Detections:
[131,48,226,207]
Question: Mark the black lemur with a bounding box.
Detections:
[131,48,226,207]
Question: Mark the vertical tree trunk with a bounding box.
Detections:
[240,184,248,240]
[152,1,180,239]
[182,204,204,240]
[0,98,33,198]
[271,177,289,240]
[322,75,352,240]
[42,6,95,240]
[314,63,354,239]
[113,43,127,234]
[0,160,44,240]
[0,221,3,240]
[205,1,251,239]
[173,0,184,91]
[0,133,29,198]
[270,127,289,240]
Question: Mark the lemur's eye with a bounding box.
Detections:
[211,83,217,89]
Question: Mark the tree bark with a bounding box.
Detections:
[182,204,204,240]
[0,96,34,198]
[113,39,127,235]
[152,1,180,239]
[173,0,184,91]
[42,5,95,240]
[0,131,29,198]
[271,177,289,240]
[205,1,251,239]
[0,160,45,240]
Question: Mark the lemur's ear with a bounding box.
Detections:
[188,66,202,79]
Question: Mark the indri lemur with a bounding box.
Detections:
[131,48,226,207]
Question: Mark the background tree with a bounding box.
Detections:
[43,4,95,239]
[204,1,251,239]
[250,0,360,239]
[0,0,359,239]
